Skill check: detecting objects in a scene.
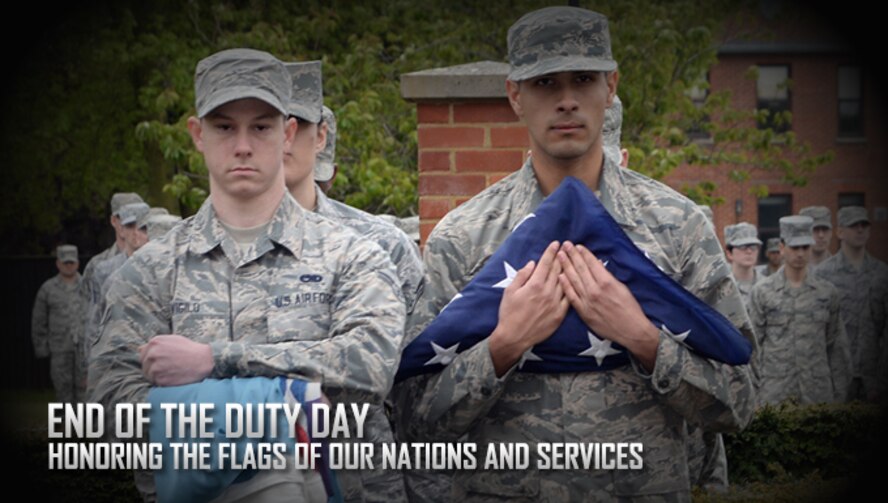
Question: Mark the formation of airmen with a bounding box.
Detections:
[28,5,885,501]
[725,205,887,406]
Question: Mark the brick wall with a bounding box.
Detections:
[416,99,528,243]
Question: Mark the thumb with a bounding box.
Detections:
[508,260,535,290]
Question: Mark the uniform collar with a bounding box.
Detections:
[775,267,817,292]
[313,185,334,216]
[188,193,305,262]
[509,155,640,230]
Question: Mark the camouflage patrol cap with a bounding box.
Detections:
[56,245,78,263]
[724,222,762,247]
[194,48,291,118]
[137,207,170,230]
[765,237,781,253]
[284,61,323,123]
[507,6,617,82]
[837,206,869,227]
[603,95,622,166]
[110,193,144,216]
[119,202,150,226]
[146,214,182,241]
[315,105,337,183]
[799,206,832,229]
[697,204,714,224]
[780,215,815,247]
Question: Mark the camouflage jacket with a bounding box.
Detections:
[754,264,778,279]
[89,193,407,502]
[813,250,888,392]
[80,243,121,347]
[80,243,120,304]
[31,274,84,356]
[748,269,851,406]
[394,158,757,501]
[314,187,424,321]
[83,252,127,357]
[733,269,762,310]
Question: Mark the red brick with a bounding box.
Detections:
[453,102,519,123]
[419,151,451,172]
[455,197,472,207]
[490,127,529,148]
[420,198,452,219]
[455,150,524,172]
[417,104,450,124]
[418,127,485,148]
[419,174,487,196]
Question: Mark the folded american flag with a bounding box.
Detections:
[148,377,342,503]
[397,176,751,381]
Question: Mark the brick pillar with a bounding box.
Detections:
[402,62,527,244]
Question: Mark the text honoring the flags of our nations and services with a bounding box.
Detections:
[46,403,644,471]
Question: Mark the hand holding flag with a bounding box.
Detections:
[558,241,660,371]
[490,241,570,376]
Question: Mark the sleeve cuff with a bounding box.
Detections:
[209,341,238,378]
[630,330,684,394]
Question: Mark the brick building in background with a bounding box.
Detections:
[402,12,887,262]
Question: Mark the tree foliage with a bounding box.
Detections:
[1,0,836,254]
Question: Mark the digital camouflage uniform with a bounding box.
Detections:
[32,248,86,402]
[814,250,888,398]
[394,157,757,501]
[90,193,407,501]
[749,270,851,405]
[314,182,422,318]
[724,222,762,309]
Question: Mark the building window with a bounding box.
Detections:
[756,65,791,132]
[838,192,864,208]
[838,66,863,138]
[758,194,792,259]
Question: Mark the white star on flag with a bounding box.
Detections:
[644,251,666,273]
[518,349,543,369]
[579,330,622,366]
[424,341,460,366]
[661,324,691,343]
[492,262,518,289]
[440,293,463,312]
[512,213,536,231]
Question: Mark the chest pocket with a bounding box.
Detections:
[265,267,336,343]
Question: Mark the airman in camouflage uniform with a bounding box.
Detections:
[282,63,423,318]
[800,206,833,267]
[81,192,143,305]
[749,216,850,406]
[754,237,782,278]
[82,202,151,369]
[813,206,888,401]
[280,62,415,501]
[32,245,86,402]
[89,48,406,502]
[80,194,143,367]
[724,222,763,308]
[393,8,756,501]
